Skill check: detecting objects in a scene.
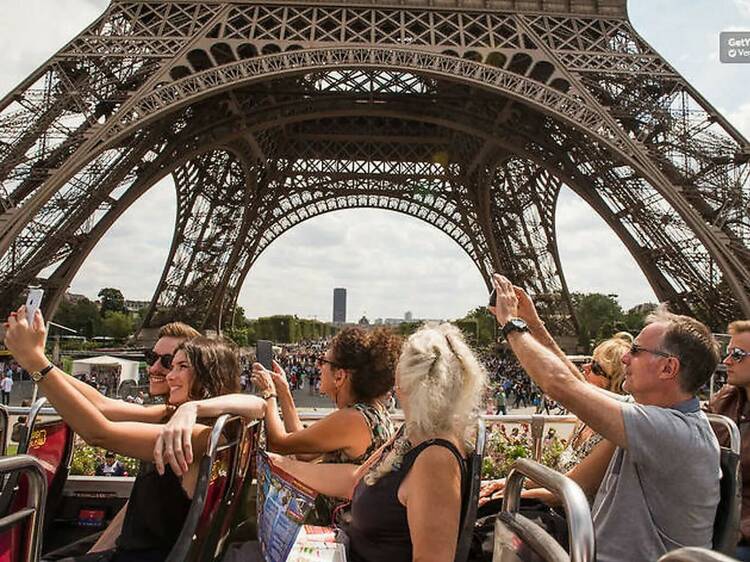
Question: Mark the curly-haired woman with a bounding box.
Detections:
[156,326,403,524]
[4,307,265,562]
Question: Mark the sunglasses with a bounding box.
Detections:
[316,355,340,368]
[629,343,674,359]
[727,347,750,363]
[591,360,609,378]
[144,349,174,370]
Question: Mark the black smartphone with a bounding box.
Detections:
[488,287,497,307]
[256,340,273,370]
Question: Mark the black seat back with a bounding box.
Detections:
[705,413,741,555]
[454,418,485,562]
[0,407,8,456]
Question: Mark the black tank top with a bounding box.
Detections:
[115,463,192,560]
[347,438,466,562]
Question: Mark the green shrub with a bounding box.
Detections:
[70,436,140,476]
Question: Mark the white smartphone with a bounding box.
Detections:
[25,287,44,325]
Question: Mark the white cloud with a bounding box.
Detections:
[734,0,750,17]
[728,102,750,139]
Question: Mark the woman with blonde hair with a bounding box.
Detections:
[270,322,487,562]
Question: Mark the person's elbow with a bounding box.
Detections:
[541,370,578,404]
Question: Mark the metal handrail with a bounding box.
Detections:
[658,547,739,562]
[0,455,47,562]
[705,413,741,454]
[503,458,595,562]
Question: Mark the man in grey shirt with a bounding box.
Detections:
[490,274,721,561]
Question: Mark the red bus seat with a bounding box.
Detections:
[0,455,48,562]
[0,399,73,559]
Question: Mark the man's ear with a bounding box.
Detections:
[660,356,680,380]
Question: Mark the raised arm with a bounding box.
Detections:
[252,363,371,456]
[269,361,304,433]
[268,453,361,499]
[61,371,167,423]
[153,393,266,475]
[4,308,212,463]
[492,275,628,448]
[514,287,585,383]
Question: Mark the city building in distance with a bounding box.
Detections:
[333,288,347,324]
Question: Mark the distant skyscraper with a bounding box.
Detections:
[333,288,347,323]
[405,311,413,321]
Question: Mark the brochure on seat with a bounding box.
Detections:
[288,526,347,562]
[256,450,319,562]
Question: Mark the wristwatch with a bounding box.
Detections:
[501,318,530,339]
[261,389,277,400]
[30,364,54,383]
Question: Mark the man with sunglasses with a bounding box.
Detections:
[490,273,721,562]
[43,321,200,560]
[706,321,750,561]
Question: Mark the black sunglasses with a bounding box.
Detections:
[727,347,750,363]
[629,343,674,359]
[144,349,173,370]
[316,355,340,368]
[591,360,609,378]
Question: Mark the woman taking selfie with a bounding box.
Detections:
[157,326,402,524]
[4,306,265,562]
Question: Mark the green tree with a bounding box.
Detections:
[101,311,134,342]
[51,297,101,338]
[98,288,126,317]
[571,293,624,352]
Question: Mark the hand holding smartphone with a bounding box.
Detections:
[256,340,273,370]
[25,287,44,325]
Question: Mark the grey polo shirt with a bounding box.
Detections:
[592,397,720,562]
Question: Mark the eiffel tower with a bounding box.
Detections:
[0,0,748,334]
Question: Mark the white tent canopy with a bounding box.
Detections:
[71,355,139,383]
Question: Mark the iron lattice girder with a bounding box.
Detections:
[0,0,747,332]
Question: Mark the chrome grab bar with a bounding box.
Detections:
[0,454,47,562]
[705,413,740,455]
[658,547,739,562]
[503,458,595,562]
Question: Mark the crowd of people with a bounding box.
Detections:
[2,271,748,561]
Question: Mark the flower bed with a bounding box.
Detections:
[482,423,566,479]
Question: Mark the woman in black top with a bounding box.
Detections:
[4,307,266,562]
[271,323,487,562]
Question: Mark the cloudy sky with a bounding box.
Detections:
[1,1,749,322]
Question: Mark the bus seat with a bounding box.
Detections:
[658,546,741,561]
[206,420,262,559]
[0,455,48,562]
[165,416,259,562]
[0,398,73,555]
[0,407,8,456]
[455,418,486,562]
[494,458,595,562]
[493,511,569,562]
[706,413,742,555]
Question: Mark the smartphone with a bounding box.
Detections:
[256,340,273,370]
[25,287,44,325]
[488,287,496,308]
